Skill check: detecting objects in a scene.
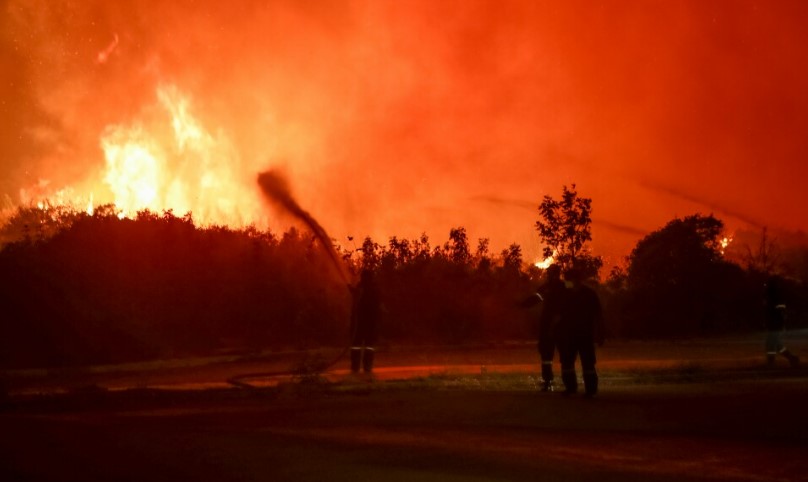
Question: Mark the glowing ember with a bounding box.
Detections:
[719,235,733,255]
[95,33,119,65]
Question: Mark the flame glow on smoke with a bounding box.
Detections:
[3,1,808,263]
[99,85,264,226]
[8,84,270,232]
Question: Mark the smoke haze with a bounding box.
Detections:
[2,0,807,265]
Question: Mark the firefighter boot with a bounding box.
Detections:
[783,350,800,368]
[583,370,598,398]
[362,348,375,373]
[540,362,554,392]
[561,369,577,395]
[350,348,362,373]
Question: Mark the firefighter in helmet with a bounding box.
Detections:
[556,267,605,397]
[350,268,382,374]
[520,264,566,391]
[763,276,800,367]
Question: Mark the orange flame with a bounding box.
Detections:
[99,85,265,226]
[534,250,557,270]
[4,84,273,244]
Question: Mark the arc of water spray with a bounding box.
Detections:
[256,169,351,285]
[227,169,353,389]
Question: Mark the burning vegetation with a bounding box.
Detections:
[1,2,808,370]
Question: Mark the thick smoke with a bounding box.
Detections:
[257,169,350,285]
[2,1,808,263]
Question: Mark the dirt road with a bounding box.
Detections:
[3,336,807,481]
[2,374,807,481]
[5,334,806,394]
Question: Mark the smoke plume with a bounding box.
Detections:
[2,1,808,264]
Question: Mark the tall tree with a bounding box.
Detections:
[500,243,523,272]
[444,227,471,265]
[535,184,603,279]
[742,227,781,276]
[627,214,725,292]
[623,213,753,336]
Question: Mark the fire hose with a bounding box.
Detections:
[226,284,358,389]
[226,170,357,389]
[226,266,357,389]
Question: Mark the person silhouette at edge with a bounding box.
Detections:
[520,264,566,391]
[556,266,605,398]
[350,268,382,374]
[763,276,800,367]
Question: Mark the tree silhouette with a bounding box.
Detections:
[535,184,603,279]
[500,243,523,272]
[0,212,542,367]
[623,213,753,336]
[627,214,724,292]
[742,227,781,277]
[444,227,471,265]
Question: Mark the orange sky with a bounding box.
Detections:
[2,0,807,268]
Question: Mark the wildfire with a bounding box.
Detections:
[7,85,269,234]
[534,251,557,270]
[719,235,733,255]
[101,129,162,215]
[99,84,265,226]
[20,182,93,218]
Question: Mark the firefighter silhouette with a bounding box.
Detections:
[520,264,565,391]
[763,276,800,367]
[350,268,382,374]
[556,267,605,397]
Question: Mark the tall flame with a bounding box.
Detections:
[99,84,265,226]
[101,128,162,215]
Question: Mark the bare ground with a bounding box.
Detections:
[2,335,807,481]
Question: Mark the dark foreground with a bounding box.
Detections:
[2,373,808,482]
